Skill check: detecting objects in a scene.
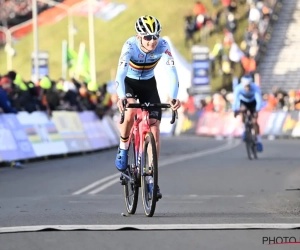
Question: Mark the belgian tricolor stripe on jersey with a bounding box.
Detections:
[129,58,160,70]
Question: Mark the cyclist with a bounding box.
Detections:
[232,75,263,152]
[114,15,181,200]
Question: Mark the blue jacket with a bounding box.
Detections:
[0,88,17,113]
[232,82,262,112]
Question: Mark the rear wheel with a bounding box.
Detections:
[141,132,158,217]
[123,134,139,214]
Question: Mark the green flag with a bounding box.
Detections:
[67,47,78,69]
[78,49,90,80]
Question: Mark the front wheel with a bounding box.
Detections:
[123,134,139,214]
[141,132,158,217]
[251,129,258,160]
[245,126,257,160]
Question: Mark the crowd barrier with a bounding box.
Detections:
[176,110,300,138]
[0,111,120,162]
[0,110,175,163]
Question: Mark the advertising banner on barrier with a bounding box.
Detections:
[16,111,69,157]
[194,110,300,138]
[51,111,92,153]
[0,114,36,161]
[101,116,120,146]
[178,111,201,135]
[0,111,120,163]
[160,112,176,136]
[79,111,117,149]
[282,111,298,137]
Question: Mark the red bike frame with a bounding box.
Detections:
[120,101,176,176]
[128,108,152,170]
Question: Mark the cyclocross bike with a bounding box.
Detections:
[119,99,177,217]
[239,108,258,160]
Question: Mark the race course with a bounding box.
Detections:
[1,136,300,249]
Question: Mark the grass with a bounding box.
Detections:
[0,0,249,91]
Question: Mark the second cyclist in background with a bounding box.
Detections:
[232,75,263,152]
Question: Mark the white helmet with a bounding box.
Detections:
[240,76,252,87]
[135,15,162,36]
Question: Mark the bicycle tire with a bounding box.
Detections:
[123,134,139,214]
[251,130,258,160]
[245,127,253,160]
[251,143,258,159]
[141,132,158,217]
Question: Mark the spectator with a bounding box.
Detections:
[248,3,261,24]
[288,90,296,111]
[229,42,244,75]
[262,4,272,18]
[60,78,81,111]
[184,11,196,48]
[226,13,238,34]
[44,79,60,111]
[78,84,95,110]
[0,76,17,114]
[221,55,233,88]
[195,14,206,31]
[228,0,238,13]
[194,1,207,16]
[241,52,256,76]
[204,96,214,111]
[211,9,222,32]
[258,15,270,36]
[221,0,232,11]
[210,39,223,77]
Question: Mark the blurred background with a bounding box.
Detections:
[1,0,294,118]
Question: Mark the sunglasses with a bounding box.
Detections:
[143,35,159,41]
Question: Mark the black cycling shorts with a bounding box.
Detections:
[124,76,162,121]
[240,100,258,118]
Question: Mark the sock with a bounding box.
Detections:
[256,135,262,143]
[120,136,129,150]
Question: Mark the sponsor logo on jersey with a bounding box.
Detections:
[160,40,167,48]
[118,60,127,68]
[166,59,175,66]
[138,54,144,58]
[121,51,130,59]
[126,42,133,50]
[149,53,155,59]
[165,49,172,57]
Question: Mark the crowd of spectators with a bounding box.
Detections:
[0,71,114,119]
[184,0,278,90]
[182,85,300,114]
[0,0,63,26]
